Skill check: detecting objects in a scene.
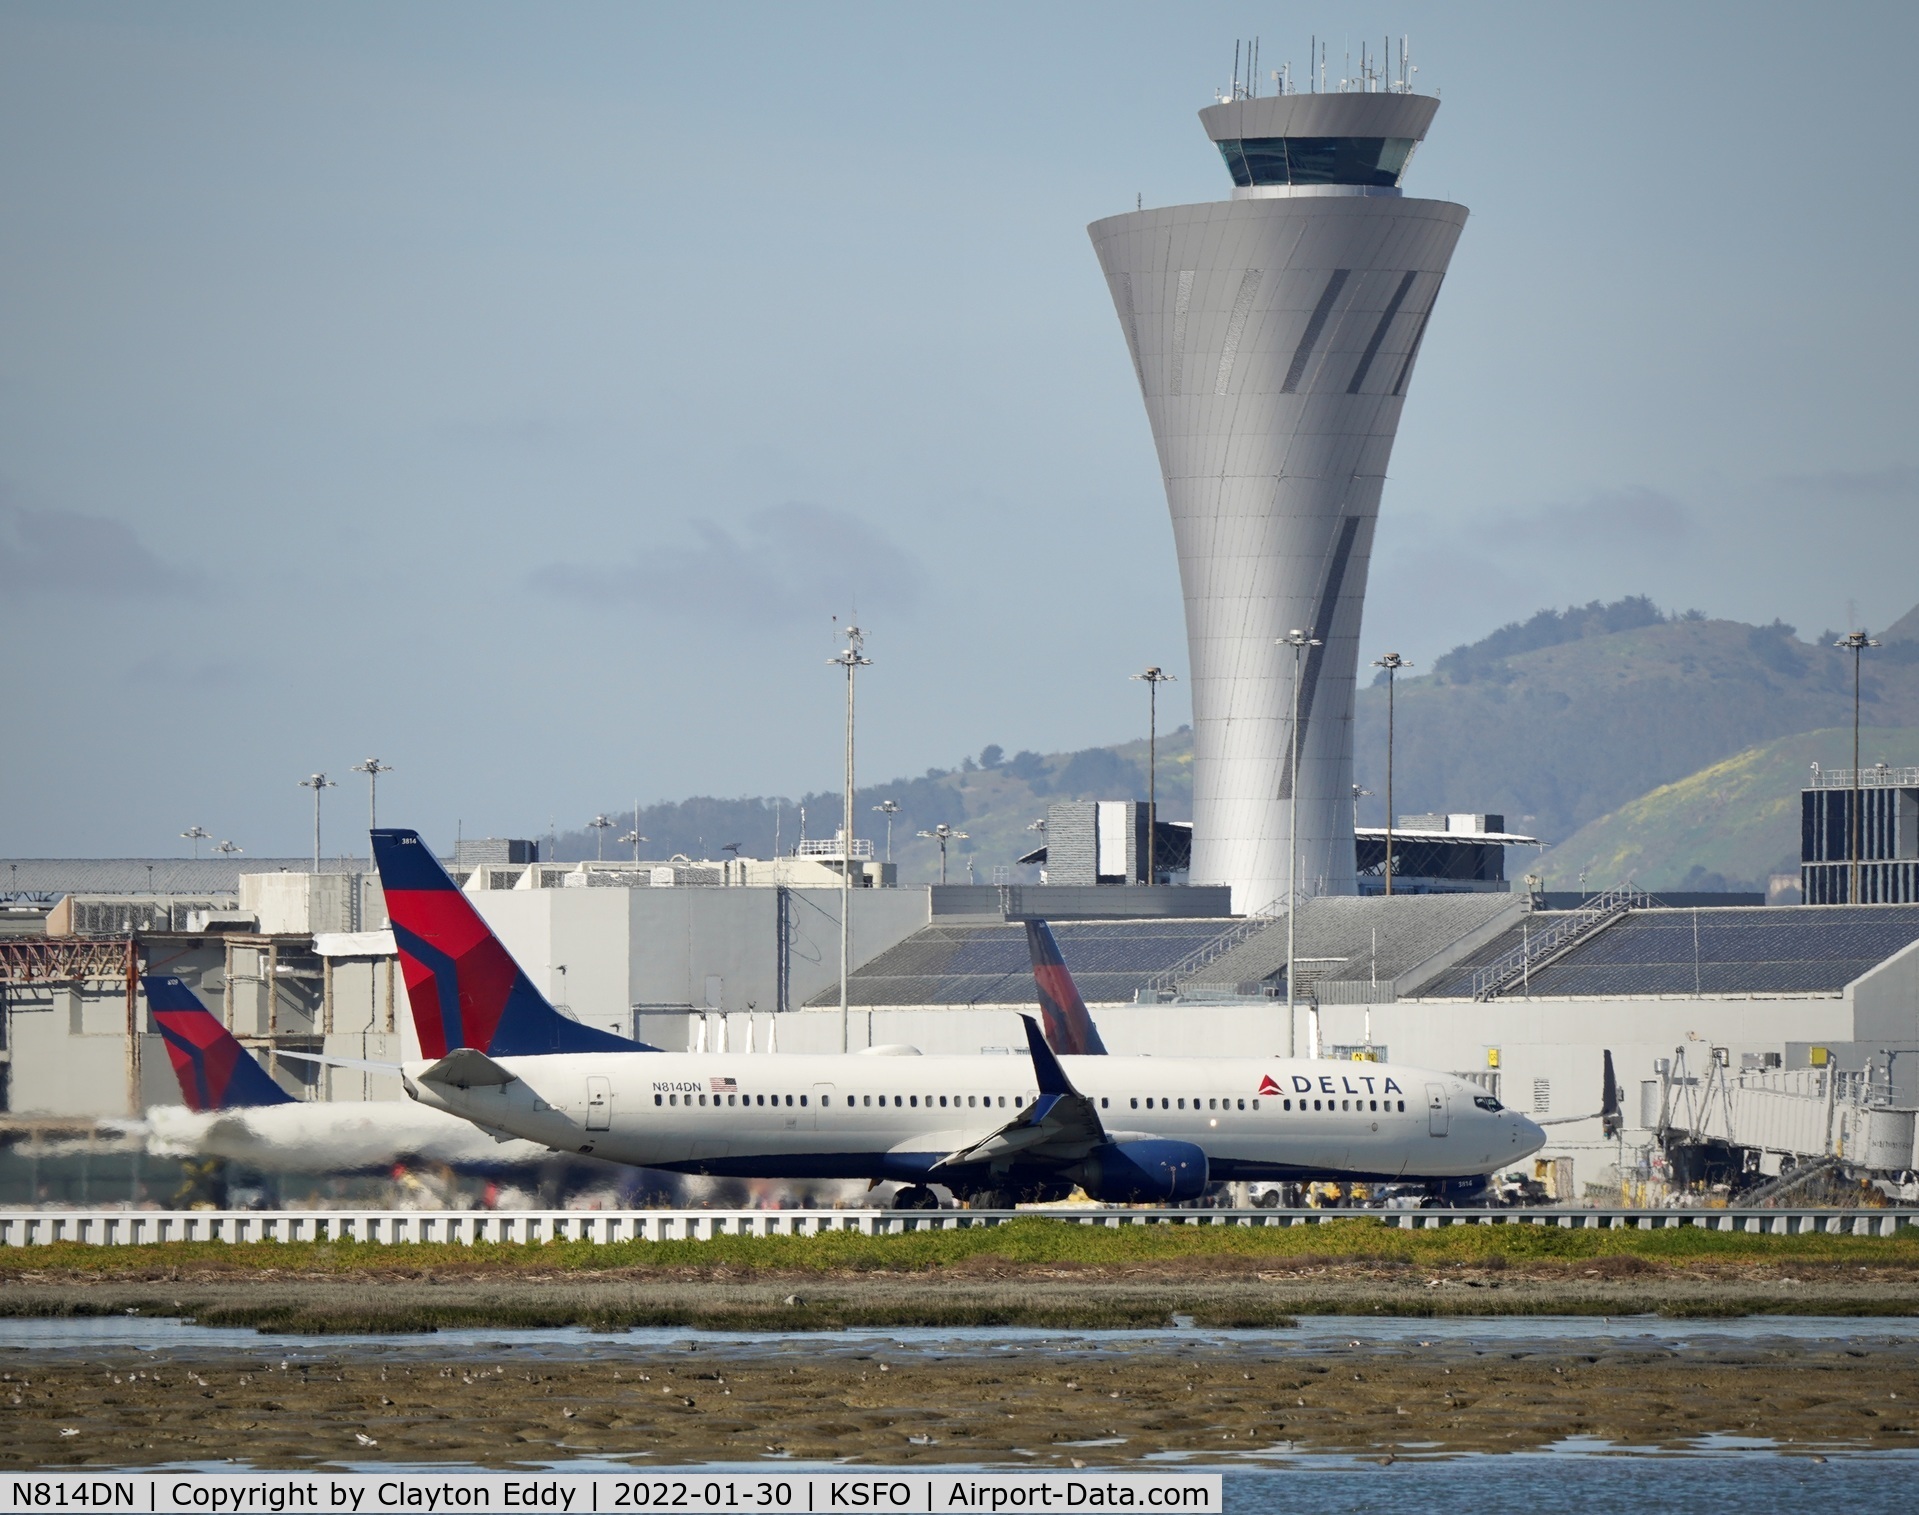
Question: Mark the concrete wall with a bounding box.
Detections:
[467,885,931,1048]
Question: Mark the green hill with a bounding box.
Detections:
[1352,602,1919,847]
[1535,726,1919,893]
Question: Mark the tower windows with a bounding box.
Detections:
[1216,137,1416,189]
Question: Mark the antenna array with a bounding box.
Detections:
[1218,33,1419,101]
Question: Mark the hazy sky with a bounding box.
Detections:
[4,2,1916,857]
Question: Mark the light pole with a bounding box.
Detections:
[1351,783,1372,828]
[1370,653,1412,896]
[1835,631,1880,903]
[917,824,968,885]
[181,826,209,859]
[1131,666,1176,885]
[214,840,242,858]
[621,829,646,862]
[298,774,335,873]
[350,758,392,869]
[588,814,614,861]
[871,800,901,862]
[1278,629,1321,1059]
[828,625,872,1053]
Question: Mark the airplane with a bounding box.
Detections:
[140,973,628,1173]
[374,826,1547,1208]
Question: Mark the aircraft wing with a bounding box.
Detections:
[932,1015,1108,1169]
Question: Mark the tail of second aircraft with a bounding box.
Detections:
[1023,919,1108,1055]
[371,828,657,1059]
[145,975,295,1112]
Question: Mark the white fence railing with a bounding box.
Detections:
[2,1206,1914,1247]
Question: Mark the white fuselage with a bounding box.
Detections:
[403,1051,1546,1184]
[143,1101,564,1172]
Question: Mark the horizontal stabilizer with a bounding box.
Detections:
[273,1049,402,1075]
[419,1047,518,1090]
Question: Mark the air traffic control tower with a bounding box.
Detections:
[1089,82,1465,914]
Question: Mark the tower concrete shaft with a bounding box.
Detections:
[1089,90,1465,913]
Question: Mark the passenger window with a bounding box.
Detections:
[897,1095,905,1107]
[669,1094,678,1106]
[968,1095,976,1107]
[1177,1098,1185,1110]
[654,1094,662,1106]
[909,1095,918,1108]
[786,1095,794,1107]
[1369,1099,1377,1111]
[1282,1098,1290,1111]
[1014,1095,1023,1108]
[757,1094,765,1106]
[1252,1099,1259,1111]
[1130,1097,1138,1109]
[1341,1099,1349,1111]
[998,1096,1006,1107]
[698,1094,707,1107]
[1100,1097,1109,1108]
[939,1095,947,1107]
[800,1095,808,1106]
[1237,1098,1246,1111]
[1145,1098,1154,1109]
[1313,1099,1322,1111]
[1398,1099,1406,1112]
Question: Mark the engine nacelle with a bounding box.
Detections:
[1070,1139,1209,1205]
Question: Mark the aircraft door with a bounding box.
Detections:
[585,1076,612,1131]
[812,1083,836,1136]
[1425,1083,1449,1137]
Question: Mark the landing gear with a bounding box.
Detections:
[891,1184,941,1210]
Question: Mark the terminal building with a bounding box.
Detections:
[1803,764,1919,904]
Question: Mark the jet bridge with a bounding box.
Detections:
[1649,1046,1918,1182]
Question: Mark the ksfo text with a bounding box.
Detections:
[9,1473,1218,1514]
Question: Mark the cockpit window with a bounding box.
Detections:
[1473,1095,1503,1113]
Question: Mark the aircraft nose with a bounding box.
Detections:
[1512,1113,1547,1154]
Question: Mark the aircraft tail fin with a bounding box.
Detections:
[144,975,296,1112]
[1022,919,1108,1055]
[371,828,659,1058]
[1600,1049,1622,1138]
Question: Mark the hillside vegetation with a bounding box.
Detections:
[553,598,1919,885]
[1538,726,1919,892]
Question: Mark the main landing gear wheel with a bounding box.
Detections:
[891,1184,940,1210]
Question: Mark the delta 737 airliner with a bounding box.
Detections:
[374,828,1545,1207]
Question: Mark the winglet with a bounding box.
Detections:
[1019,1013,1078,1098]
[1023,920,1108,1055]
[371,828,658,1058]
[144,975,296,1112]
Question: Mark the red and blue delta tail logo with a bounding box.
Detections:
[143,975,295,1112]
[1022,919,1108,1056]
[371,829,658,1059]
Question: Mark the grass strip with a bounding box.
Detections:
[2,1216,1914,1280]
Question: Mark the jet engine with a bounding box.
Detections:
[1070,1139,1209,1204]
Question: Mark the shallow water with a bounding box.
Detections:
[2,1312,1914,1356]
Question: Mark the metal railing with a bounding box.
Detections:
[1469,884,1647,1001]
[1808,765,1919,789]
[1142,896,1286,998]
[6,1205,1912,1247]
[796,838,875,859]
